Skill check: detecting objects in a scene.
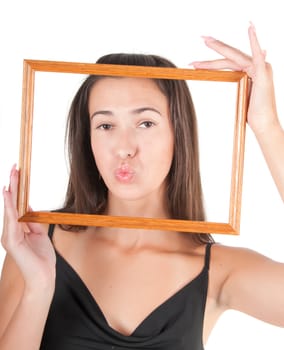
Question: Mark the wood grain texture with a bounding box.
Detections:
[18,61,34,217]
[19,212,238,235]
[17,59,249,235]
[25,59,245,82]
[228,75,249,231]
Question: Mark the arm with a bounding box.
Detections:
[193,23,284,201]
[214,244,284,327]
[253,119,284,202]
[0,166,56,350]
[194,24,284,327]
[0,254,54,349]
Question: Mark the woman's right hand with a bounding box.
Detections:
[1,165,56,292]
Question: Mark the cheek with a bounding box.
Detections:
[91,137,106,171]
[165,136,175,171]
[148,132,174,167]
[162,127,174,156]
[90,136,97,159]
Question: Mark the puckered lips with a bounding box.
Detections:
[114,164,135,183]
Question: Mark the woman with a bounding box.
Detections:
[0,23,283,349]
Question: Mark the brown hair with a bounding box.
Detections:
[60,53,214,244]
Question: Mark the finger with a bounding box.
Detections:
[2,189,45,240]
[3,165,18,235]
[20,206,47,235]
[248,23,266,66]
[2,186,8,235]
[2,187,22,249]
[201,36,251,68]
[25,221,47,235]
[9,164,19,209]
[192,58,242,71]
[3,187,18,222]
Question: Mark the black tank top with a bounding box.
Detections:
[40,224,212,350]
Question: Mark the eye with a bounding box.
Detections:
[97,123,113,130]
[139,121,155,128]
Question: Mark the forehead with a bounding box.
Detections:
[88,77,168,108]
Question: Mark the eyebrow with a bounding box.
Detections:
[90,107,162,119]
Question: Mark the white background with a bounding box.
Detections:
[0,0,283,349]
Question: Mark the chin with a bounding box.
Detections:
[114,189,165,206]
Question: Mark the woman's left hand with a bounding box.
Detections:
[193,23,284,202]
[192,23,279,135]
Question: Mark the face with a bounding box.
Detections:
[88,77,174,207]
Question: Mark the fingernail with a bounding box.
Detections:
[189,61,202,68]
[10,164,17,178]
[201,35,216,42]
[249,21,256,32]
[188,61,200,67]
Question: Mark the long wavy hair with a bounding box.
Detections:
[60,53,214,244]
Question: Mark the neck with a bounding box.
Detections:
[96,191,176,250]
[93,225,193,252]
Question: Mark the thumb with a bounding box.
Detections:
[23,206,48,235]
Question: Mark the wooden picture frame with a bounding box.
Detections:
[18,59,249,235]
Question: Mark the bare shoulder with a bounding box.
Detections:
[209,243,284,326]
[206,243,271,301]
[209,242,280,286]
[210,242,279,274]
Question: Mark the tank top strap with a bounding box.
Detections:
[48,224,55,240]
[204,242,213,271]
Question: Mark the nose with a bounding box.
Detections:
[116,128,137,159]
